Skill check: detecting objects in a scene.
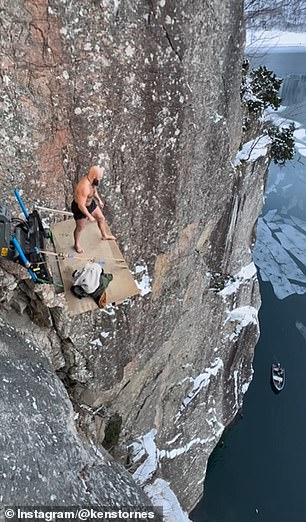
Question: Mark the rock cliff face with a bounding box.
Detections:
[0,319,157,517]
[0,0,267,515]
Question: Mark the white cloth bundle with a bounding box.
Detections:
[72,262,102,294]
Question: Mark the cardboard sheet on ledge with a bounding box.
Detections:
[51,219,140,316]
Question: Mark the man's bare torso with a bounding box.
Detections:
[75,177,94,206]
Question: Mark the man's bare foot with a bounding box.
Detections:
[74,245,84,254]
[102,234,116,241]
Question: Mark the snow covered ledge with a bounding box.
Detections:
[234,135,272,166]
[129,430,192,522]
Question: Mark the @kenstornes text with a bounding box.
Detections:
[4,506,162,521]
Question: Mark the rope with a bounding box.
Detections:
[34,205,73,216]
[39,249,126,264]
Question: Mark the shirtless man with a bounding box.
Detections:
[71,165,116,253]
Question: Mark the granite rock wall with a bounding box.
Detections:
[0,0,267,514]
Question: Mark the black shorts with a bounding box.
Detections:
[71,200,97,220]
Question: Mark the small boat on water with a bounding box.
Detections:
[271,363,285,392]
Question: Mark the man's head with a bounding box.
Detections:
[88,165,104,185]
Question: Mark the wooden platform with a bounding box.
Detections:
[51,219,139,315]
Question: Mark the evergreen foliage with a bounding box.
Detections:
[241,61,295,165]
[242,60,282,114]
[268,123,295,165]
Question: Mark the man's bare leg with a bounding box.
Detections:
[97,218,116,240]
[73,219,86,253]
[92,208,116,240]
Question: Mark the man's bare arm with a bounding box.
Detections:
[75,187,95,220]
[93,188,104,208]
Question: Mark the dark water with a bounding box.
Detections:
[191,48,306,521]
[191,282,306,522]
